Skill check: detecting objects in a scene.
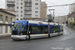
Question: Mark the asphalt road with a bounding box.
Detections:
[0,25,75,50]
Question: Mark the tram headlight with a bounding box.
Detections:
[29,31,31,34]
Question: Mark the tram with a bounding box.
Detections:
[10,20,63,40]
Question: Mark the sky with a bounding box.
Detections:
[0,0,75,16]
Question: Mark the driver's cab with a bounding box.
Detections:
[10,20,28,40]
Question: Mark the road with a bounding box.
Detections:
[0,25,75,50]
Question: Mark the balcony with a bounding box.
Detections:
[25,5,32,7]
[7,0,15,3]
[25,0,32,2]
[25,3,32,7]
[25,8,32,11]
[7,4,15,6]
[25,13,31,15]
[25,1,32,3]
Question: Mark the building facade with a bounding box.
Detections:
[69,3,75,14]
[54,15,67,24]
[68,12,75,25]
[6,0,41,20]
[0,8,16,36]
[41,2,47,18]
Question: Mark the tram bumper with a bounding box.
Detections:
[11,35,27,40]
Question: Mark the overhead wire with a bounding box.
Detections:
[44,0,75,34]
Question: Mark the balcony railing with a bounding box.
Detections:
[25,13,31,15]
[25,8,32,10]
[7,4,15,6]
[25,0,32,2]
[7,0,15,3]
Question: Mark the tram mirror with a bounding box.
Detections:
[10,22,15,28]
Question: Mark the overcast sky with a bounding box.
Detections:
[0,0,75,16]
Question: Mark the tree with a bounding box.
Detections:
[66,21,68,24]
[73,23,75,26]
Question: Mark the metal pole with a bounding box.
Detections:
[48,21,50,38]
[58,16,59,25]
[53,9,55,24]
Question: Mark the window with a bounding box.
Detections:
[0,15,2,21]
[29,0,32,2]
[25,0,28,2]
[0,26,2,33]
[21,7,23,9]
[17,11,18,13]
[35,15,38,17]
[35,3,38,5]
[5,16,8,22]
[31,26,41,34]
[51,26,59,33]
[35,11,38,13]
[5,26,8,33]
[17,7,19,9]
[29,3,31,6]
[21,15,22,17]
[16,15,18,17]
[35,7,38,9]
[71,18,72,20]
[10,18,12,22]
[21,11,23,13]
[21,3,23,5]
[35,0,38,1]
[16,19,18,20]
[30,26,48,34]
[17,3,19,5]
[25,15,31,17]
[41,26,48,33]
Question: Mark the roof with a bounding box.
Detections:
[0,8,16,12]
[68,12,75,18]
[0,8,16,16]
[15,20,60,26]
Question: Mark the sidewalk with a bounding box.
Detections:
[0,35,11,39]
[66,25,75,31]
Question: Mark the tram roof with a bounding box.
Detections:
[15,20,60,26]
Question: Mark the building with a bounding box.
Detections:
[41,2,47,19]
[69,3,75,14]
[54,15,67,24]
[6,0,41,20]
[68,12,75,25]
[0,8,16,36]
[23,2,48,21]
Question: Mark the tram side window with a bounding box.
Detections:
[31,26,41,34]
[60,26,63,31]
[51,26,59,33]
[41,26,48,33]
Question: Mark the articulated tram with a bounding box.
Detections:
[10,20,63,40]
